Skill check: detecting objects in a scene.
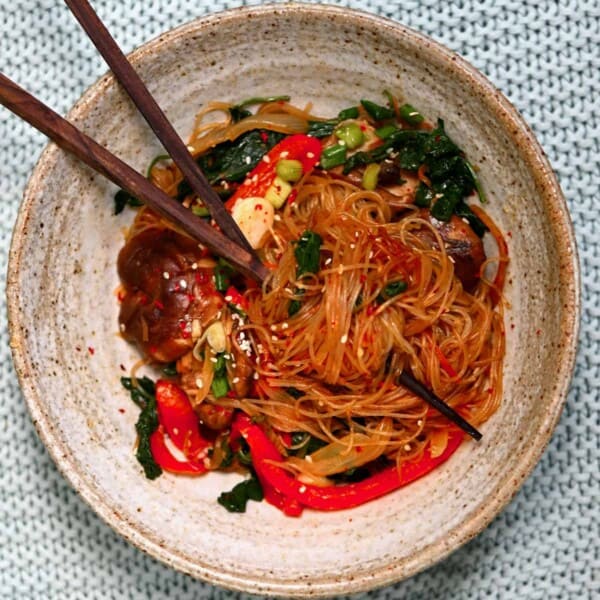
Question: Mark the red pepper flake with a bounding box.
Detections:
[87,346,95,355]
[487,387,494,394]
[366,304,376,316]
[186,293,195,303]
[360,274,367,283]
[149,346,158,355]
[255,203,263,210]
[360,124,367,131]
[178,320,188,330]
[75,345,81,352]
[181,330,191,339]
[174,283,181,292]
[535,329,542,336]
[118,408,125,414]
[226,390,238,398]
[117,290,126,303]
[356,445,363,453]
[195,271,208,284]
[139,293,149,305]
[154,299,165,310]
[260,131,269,143]
[120,364,126,371]
[287,189,298,204]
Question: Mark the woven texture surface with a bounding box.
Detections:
[1,1,598,598]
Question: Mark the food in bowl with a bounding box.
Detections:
[116,94,507,516]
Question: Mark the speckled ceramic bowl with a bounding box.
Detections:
[6,3,579,596]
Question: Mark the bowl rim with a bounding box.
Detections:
[6,2,581,596]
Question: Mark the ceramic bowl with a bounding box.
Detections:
[6,3,580,596]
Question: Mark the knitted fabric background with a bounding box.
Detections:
[0,0,597,598]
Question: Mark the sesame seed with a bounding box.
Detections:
[350,243,356,249]
[325,257,332,265]
[306,152,315,158]
[417,420,423,426]
[280,151,289,158]
[163,271,170,280]
[298,485,307,493]
[281,322,289,329]
[253,372,259,380]
[119,323,126,332]
[404,444,411,451]
[192,263,198,270]
[195,377,204,388]
[262,155,271,163]
[232,377,240,384]
[340,334,348,344]
[210,357,218,363]
[179,279,187,289]
[244,156,252,165]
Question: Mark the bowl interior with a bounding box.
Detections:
[7,4,579,597]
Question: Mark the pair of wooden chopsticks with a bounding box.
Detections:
[0,0,481,441]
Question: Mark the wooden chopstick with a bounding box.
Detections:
[398,370,482,440]
[0,72,269,283]
[64,0,256,257]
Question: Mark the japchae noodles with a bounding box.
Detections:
[116,95,507,515]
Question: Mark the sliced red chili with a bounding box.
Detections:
[224,285,248,311]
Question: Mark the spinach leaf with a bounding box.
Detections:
[289,433,327,458]
[361,99,394,121]
[414,183,435,208]
[288,231,322,316]
[161,362,178,377]
[121,376,162,480]
[195,130,285,185]
[229,95,291,123]
[114,189,143,215]
[295,231,322,277]
[217,471,264,513]
[288,297,303,316]
[377,280,408,304]
[214,258,235,292]
[454,201,488,237]
[307,106,360,138]
[211,353,230,399]
[307,119,338,138]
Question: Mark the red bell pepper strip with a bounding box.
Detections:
[225,134,322,210]
[155,380,211,462]
[149,426,207,475]
[231,413,463,512]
